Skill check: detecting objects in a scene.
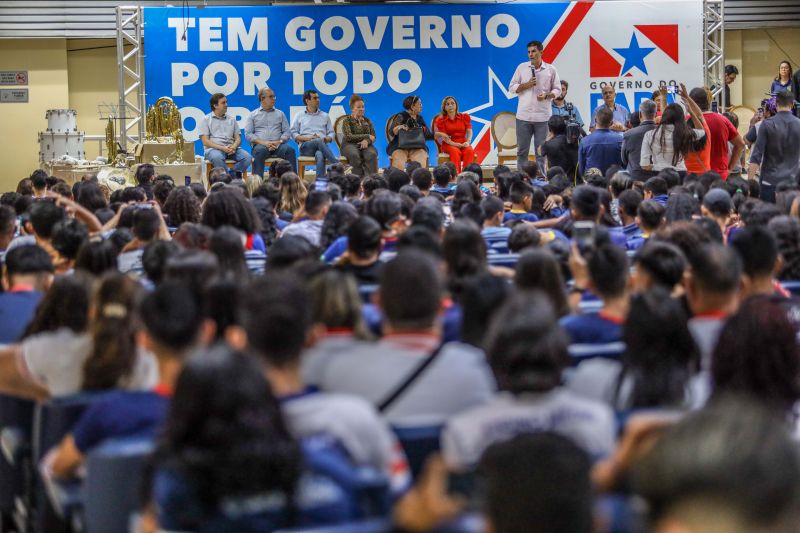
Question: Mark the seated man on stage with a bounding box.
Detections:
[245,87,297,177]
[290,89,337,179]
[199,93,252,174]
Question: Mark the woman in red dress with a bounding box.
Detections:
[433,96,475,173]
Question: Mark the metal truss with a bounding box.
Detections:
[703,0,725,108]
[116,6,145,152]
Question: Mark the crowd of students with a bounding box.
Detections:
[1,150,800,533]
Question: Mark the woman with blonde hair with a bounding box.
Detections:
[245,174,263,198]
[341,94,379,176]
[277,172,307,218]
[433,95,474,173]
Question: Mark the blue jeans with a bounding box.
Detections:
[299,138,337,177]
[205,147,252,173]
[251,142,297,177]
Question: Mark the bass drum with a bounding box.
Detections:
[729,105,756,139]
[45,109,78,132]
[38,131,85,162]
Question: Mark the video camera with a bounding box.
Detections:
[563,103,582,144]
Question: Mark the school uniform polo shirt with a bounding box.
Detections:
[442,388,615,468]
[503,210,539,223]
[0,288,42,344]
[72,388,171,454]
[280,387,411,494]
[560,311,624,345]
[317,334,496,427]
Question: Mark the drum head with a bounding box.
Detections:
[730,106,756,138]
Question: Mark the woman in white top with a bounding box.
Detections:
[0,273,157,399]
[641,85,706,173]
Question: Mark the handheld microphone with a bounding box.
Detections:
[529,65,536,78]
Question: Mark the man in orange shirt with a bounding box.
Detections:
[688,88,745,179]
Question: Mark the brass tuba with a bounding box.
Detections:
[145,97,186,162]
[146,97,182,140]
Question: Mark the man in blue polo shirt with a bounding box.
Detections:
[481,196,512,254]
[565,186,627,249]
[579,108,623,176]
[0,245,53,343]
[643,176,669,206]
[561,244,629,345]
[504,182,539,223]
[590,85,629,132]
[430,165,455,197]
[628,200,665,251]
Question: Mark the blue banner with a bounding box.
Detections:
[144,3,571,167]
[143,2,703,168]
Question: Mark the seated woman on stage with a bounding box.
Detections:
[340,95,378,177]
[387,95,434,170]
[433,96,475,173]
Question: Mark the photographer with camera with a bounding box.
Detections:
[538,115,579,179]
[551,80,586,133]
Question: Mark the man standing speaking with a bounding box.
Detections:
[508,40,561,171]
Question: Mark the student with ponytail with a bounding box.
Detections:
[81,272,158,391]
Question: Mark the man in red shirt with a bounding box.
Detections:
[689,88,745,180]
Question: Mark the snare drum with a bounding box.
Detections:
[38,131,85,162]
[45,109,78,132]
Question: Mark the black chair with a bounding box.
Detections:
[484,236,510,255]
[0,394,35,530]
[781,280,800,297]
[82,437,154,533]
[391,425,443,480]
[274,514,486,533]
[568,342,626,367]
[486,253,520,269]
[32,392,99,533]
[275,518,392,533]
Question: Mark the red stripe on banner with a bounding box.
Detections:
[543,1,595,64]
[474,129,492,164]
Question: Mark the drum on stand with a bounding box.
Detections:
[38,131,85,162]
[45,109,78,132]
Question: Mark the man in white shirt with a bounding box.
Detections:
[508,40,562,171]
